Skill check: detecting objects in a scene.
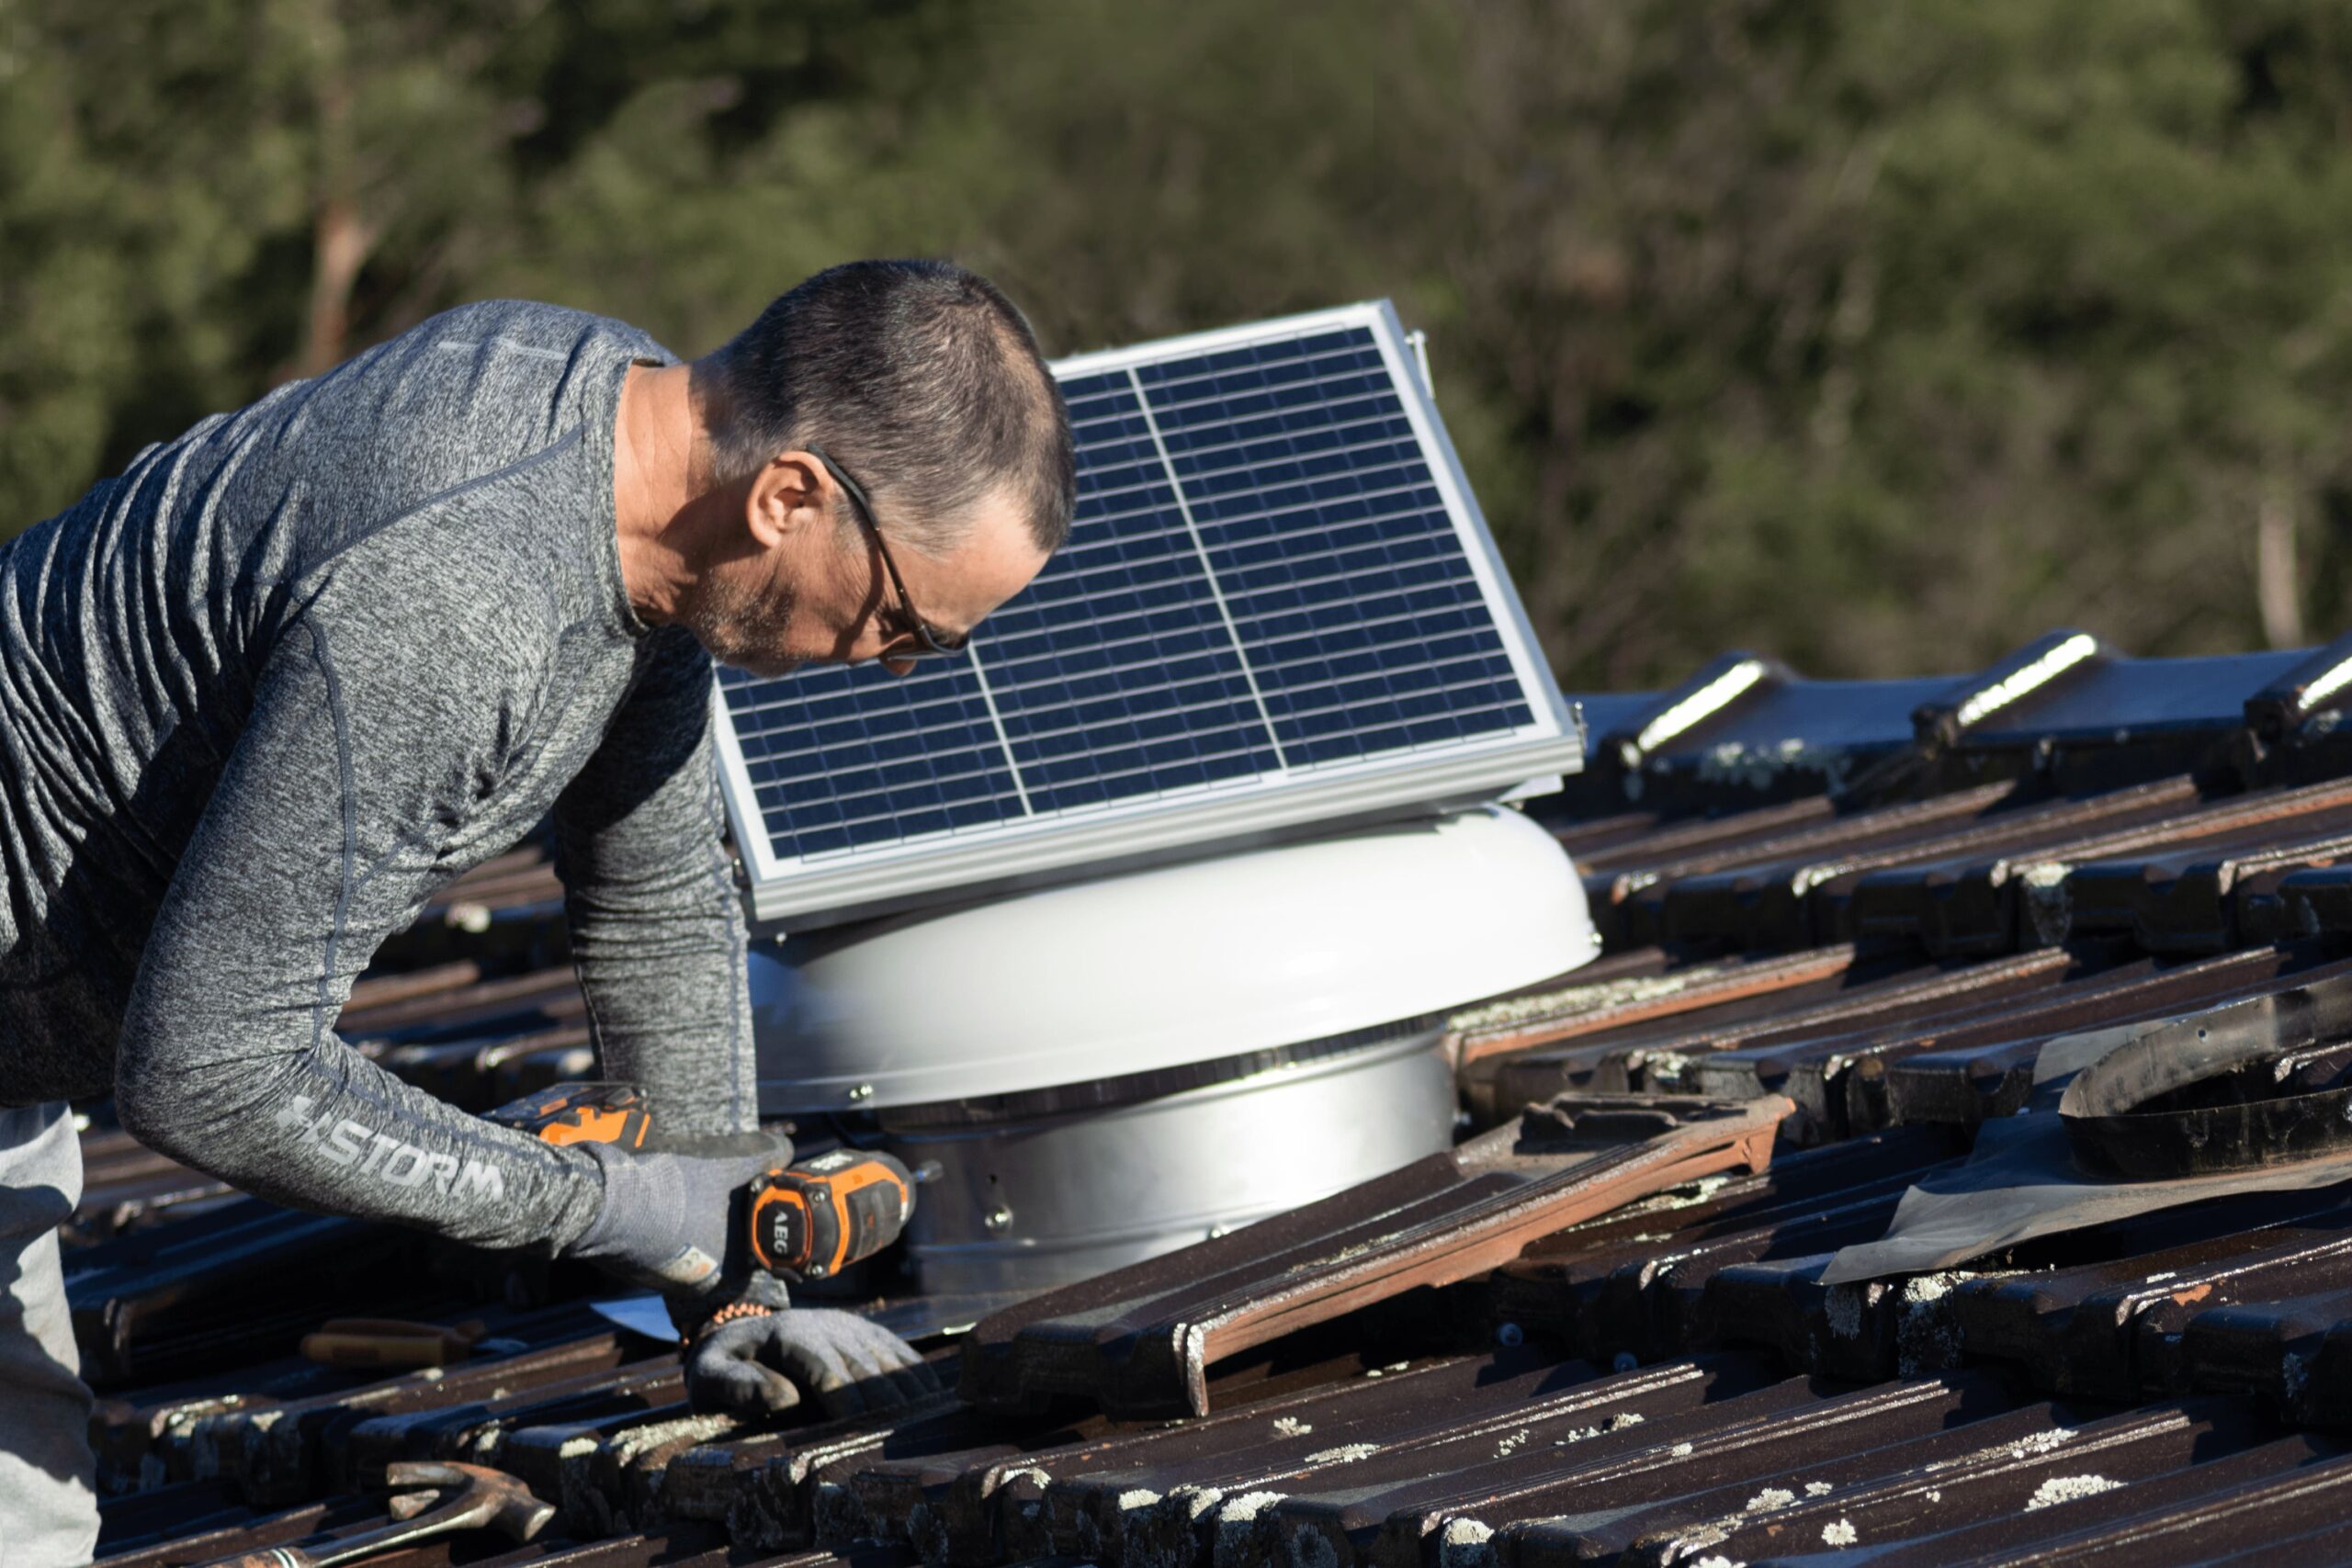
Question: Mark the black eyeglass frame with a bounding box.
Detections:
[806,445,970,660]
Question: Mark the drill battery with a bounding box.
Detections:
[485,1081,651,1148]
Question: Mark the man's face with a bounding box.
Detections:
[684,457,1051,680]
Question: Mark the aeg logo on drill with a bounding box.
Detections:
[273,1095,504,1200]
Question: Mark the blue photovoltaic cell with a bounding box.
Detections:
[1143,330,1532,765]
[971,371,1281,816]
[722,318,1540,867]
[721,660,1025,861]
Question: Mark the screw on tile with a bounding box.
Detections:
[985,1204,1014,1235]
[1496,1322,1524,1348]
[846,1083,875,1104]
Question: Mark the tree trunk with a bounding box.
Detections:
[293,1,375,379]
[2256,480,2303,650]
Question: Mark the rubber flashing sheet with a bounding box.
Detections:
[1826,979,2352,1283]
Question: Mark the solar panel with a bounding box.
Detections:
[715,301,1583,926]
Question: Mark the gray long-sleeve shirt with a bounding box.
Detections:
[0,300,754,1255]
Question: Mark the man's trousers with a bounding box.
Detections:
[0,1101,98,1566]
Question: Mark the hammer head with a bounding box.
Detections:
[382,1461,555,1543]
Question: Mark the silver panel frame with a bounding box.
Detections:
[712,300,1582,929]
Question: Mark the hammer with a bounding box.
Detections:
[198,1461,554,1568]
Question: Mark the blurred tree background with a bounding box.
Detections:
[6,0,2352,690]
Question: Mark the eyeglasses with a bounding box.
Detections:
[805,446,969,660]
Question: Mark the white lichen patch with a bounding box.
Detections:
[2008,1427,2076,1460]
[1805,1482,1834,1497]
[1820,1517,1859,1546]
[1896,1271,1979,1376]
[1639,1050,1696,1087]
[1314,1241,1382,1269]
[1648,1175,1733,1212]
[1306,1444,1381,1464]
[1550,1408,1645,1450]
[1221,1494,1283,1521]
[1824,1284,1869,1340]
[1119,1489,1163,1512]
[1691,1558,1747,1568]
[1126,1483,1227,1568]
[2025,1474,2125,1511]
[1495,1429,1531,1458]
[1211,1494,1282,1568]
[1002,1466,1053,1490]
[1437,1517,1497,1568]
[1787,858,1854,897]
[1452,976,1691,1036]
[1698,738,1855,795]
[1744,1488,1795,1514]
[2020,863,2074,946]
[1272,1416,1314,1438]
[1672,1441,1694,1457]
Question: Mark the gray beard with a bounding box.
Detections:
[687,570,801,677]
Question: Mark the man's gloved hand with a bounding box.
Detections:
[562,1138,938,1419]
[561,1140,785,1300]
[684,1302,942,1418]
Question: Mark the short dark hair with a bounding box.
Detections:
[694,260,1074,556]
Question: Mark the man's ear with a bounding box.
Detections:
[745,452,826,550]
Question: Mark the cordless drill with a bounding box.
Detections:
[487,1082,919,1280]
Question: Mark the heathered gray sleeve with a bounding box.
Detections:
[552,626,758,1139]
[109,592,606,1256]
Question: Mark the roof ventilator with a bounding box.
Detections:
[724,308,1596,1302]
[750,806,1597,1297]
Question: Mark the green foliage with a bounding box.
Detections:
[8,0,2352,687]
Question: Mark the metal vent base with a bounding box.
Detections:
[880,1026,1456,1296]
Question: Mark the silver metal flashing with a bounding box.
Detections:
[881,1027,1458,1294]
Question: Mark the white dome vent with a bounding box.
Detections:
[749,805,1597,1293]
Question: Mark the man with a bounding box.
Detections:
[0,258,1075,1562]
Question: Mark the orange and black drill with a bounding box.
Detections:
[488,1082,920,1281]
[741,1145,916,1281]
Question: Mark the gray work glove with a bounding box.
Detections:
[563,1141,785,1302]
[684,1302,941,1418]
